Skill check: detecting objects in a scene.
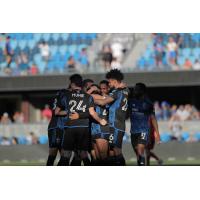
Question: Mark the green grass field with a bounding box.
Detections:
[0,159,200,166]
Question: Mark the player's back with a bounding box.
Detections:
[109,87,129,130]
[129,97,154,134]
[91,104,109,134]
[48,89,69,130]
[65,89,93,127]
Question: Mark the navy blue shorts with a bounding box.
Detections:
[131,132,149,147]
[109,127,125,149]
[48,128,64,149]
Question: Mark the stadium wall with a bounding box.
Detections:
[1,70,200,92]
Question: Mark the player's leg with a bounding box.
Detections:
[149,151,163,165]
[47,129,58,166]
[113,130,126,166]
[95,138,109,165]
[137,143,146,166]
[77,127,92,166]
[145,148,151,166]
[57,128,74,166]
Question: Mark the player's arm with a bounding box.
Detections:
[54,107,68,116]
[151,115,161,144]
[69,111,89,120]
[89,107,107,126]
[93,95,114,106]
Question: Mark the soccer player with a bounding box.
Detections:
[92,69,129,166]
[88,81,110,165]
[129,83,161,166]
[46,89,81,166]
[146,116,163,165]
[57,74,107,166]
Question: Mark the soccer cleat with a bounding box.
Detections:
[158,159,163,166]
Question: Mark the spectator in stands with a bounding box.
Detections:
[67,56,76,70]
[111,41,123,63]
[111,57,121,69]
[170,104,178,116]
[154,36,164,67]
[26,132,38,145]
[29,63,39,75]
[4,36,13,68]
[169,115,182,141]
[19,52,29,75]
[1,136,11,146]
[38,41,50,61]
[102,44,113,70]
[79,48,89,69]
[0,112,12,124]
[11,137,18,145]
[166,37,178,65]
[13,111,24,123]
[41,104,52,122]
[183,58,192,70]
[175,105,190,121]
[193,59,200,70]
[154,101,162,120]
[161,101,171,120]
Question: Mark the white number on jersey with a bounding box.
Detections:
[141,133,146,140]
[69,100,86,112]
[122,98,128,111]
[52,98,57,110]
[102,109,107,116]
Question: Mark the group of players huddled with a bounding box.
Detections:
[46,69,162,166]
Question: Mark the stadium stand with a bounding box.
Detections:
[0,33,97,75]
[137,33,200,71]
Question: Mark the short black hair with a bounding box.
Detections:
[99,80,109,86]
[83,79,94,88]
[134,82,147,97]
[106,69,124,82]
[69,74,83,87]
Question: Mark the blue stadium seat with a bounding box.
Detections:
[10,40,18,50]
[192,48,200,58]
[37,61,46,73]
[137,57,145,69]
[24,33,33,40]
[58,45,67,55]
[18,40,27,50]
[160,133,171,143]
[181,132,190,142]
[52,33,60,42]
[73,51,80,61]
[42,33,51,42]
[38,135,48,144]
[194,132,200,141]
[18,136,27,145]
[0,41,6,50]
[90,33,97,39]
[182,48,192,58]
[50,45,58,56]
[143,49,152,59]
[15,33,23,40]
[177,56,185,66]
[27,40,36,50]
[68,45,77,55]
[33,33,42,42]
[60,33,69,41]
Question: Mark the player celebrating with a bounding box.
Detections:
[56,74,107,166]
[88,81,110,165]
[129,83,161,166]
[93,69,129,166]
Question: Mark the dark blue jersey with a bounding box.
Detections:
[48,89,69,130]
[108,87,129,131]
[64,89,95,128]
[91,104,109,134]
[129,97,155,134]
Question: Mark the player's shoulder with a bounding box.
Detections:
[56,89,69,97]
[144,97,153,106]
